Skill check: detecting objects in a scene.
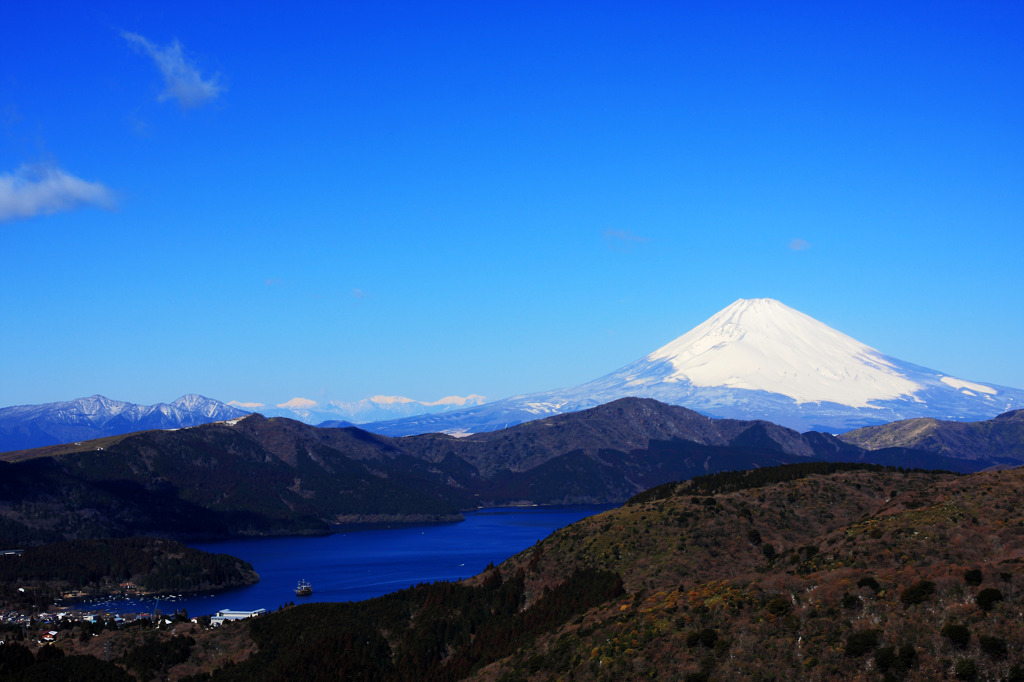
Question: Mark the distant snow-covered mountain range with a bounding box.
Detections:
[361,298,1024,436]
[0,394,249,452]
[0,391,489,453]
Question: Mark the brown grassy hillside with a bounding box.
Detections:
[471,465,1024,681]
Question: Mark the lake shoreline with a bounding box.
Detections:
[34,505,612,619]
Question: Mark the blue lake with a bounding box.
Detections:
[69,506,610,618]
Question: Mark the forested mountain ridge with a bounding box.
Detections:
[839,409,1024,461]
[394,397,824,476]
[0,416,472,544]
[0,399,1017,545]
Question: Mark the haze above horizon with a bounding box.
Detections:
[2,2,1022,409]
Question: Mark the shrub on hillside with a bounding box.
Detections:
[845,629,881,657]
[765,597,791,616]
[874,644,917,679]
[954,658,978,680]
[685,628,718,648]
[978,635,1007,659]
[940,623,971,649]
[963,569,983,586]
[976,588,1003,611]
[899,580,936,606]
[857,576,881,593]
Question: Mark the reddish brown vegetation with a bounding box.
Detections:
[473,466,1024,681]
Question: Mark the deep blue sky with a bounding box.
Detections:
[2,1,1022,410]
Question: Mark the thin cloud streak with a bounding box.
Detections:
[123,32,223,109]
[603,228,650,252]
[0,164,116,223]
[789,238,811,251]
[228,401,265,409]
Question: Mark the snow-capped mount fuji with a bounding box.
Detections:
[0,394,250,452]
[638,298,921,407]
[365,298,1024,436]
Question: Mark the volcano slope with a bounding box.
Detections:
[40,462,1022,681]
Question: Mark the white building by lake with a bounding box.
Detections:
[210,608,266,626]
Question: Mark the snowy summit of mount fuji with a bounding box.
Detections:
[639,298,921,407]
[365,298,1024,436]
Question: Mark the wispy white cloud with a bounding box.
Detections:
[603,228,649,252]
[789,238,811,251]
[0,164,116,223]
[228,400,265,409]
[123,32,223,109]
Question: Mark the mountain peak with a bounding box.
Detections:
[643,298,921,407]
[171,394,210,408]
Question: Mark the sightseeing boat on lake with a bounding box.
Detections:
[295,579,312,597]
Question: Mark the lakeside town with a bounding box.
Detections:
[1,603,268,648]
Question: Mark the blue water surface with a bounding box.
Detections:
[69,505,610,618]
